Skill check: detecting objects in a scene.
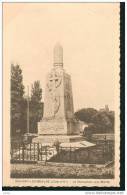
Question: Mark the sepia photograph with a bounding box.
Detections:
[2,2,122,188]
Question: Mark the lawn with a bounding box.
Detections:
[11,162,114,179]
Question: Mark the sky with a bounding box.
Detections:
[3,3,119,112]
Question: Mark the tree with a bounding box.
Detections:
[74,108,115,139]
[30,81,43,133]
[74,108,97,123]
[11,64,24,136]
[92,111,114,133]
[107,111,115,131]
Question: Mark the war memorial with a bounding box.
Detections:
[33,43,94,148]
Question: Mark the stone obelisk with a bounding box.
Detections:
[35,43,81,143]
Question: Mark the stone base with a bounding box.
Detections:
[38,118,80,135]
[32,135,85,144]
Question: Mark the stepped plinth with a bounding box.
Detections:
[33,135,85,144]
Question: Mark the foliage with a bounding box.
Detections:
[92,111,114,132]
[74,108,97,123]
[74,108,115,137]
[11,65,43,136]
[29,81,43,133]
[11,64,25,136]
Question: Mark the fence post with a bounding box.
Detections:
[59,146,61,161]
[11,143,13,161]
[70,146,71,163]
[19,143,20,160]
[30,143,31,160]
[26,144,28,161]
[34,143,36,161]
[45,146,47,165]
[87,148,90,163]
[74,150,76,163]
[104,136,107,162]
[22,143,24,163]
[41,145,42,161]
[11,144,12,160]
[103,144,105,163]
[37,143,40,161]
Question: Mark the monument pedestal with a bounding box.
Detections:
[38,117,79,135]
[32,135,85,144]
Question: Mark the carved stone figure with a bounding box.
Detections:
[47,71,62,92]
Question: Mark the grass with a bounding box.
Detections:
[11,162,114,179]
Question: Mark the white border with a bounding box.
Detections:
[0,0,126,194]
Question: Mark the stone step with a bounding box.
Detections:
[32,135,85,144]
